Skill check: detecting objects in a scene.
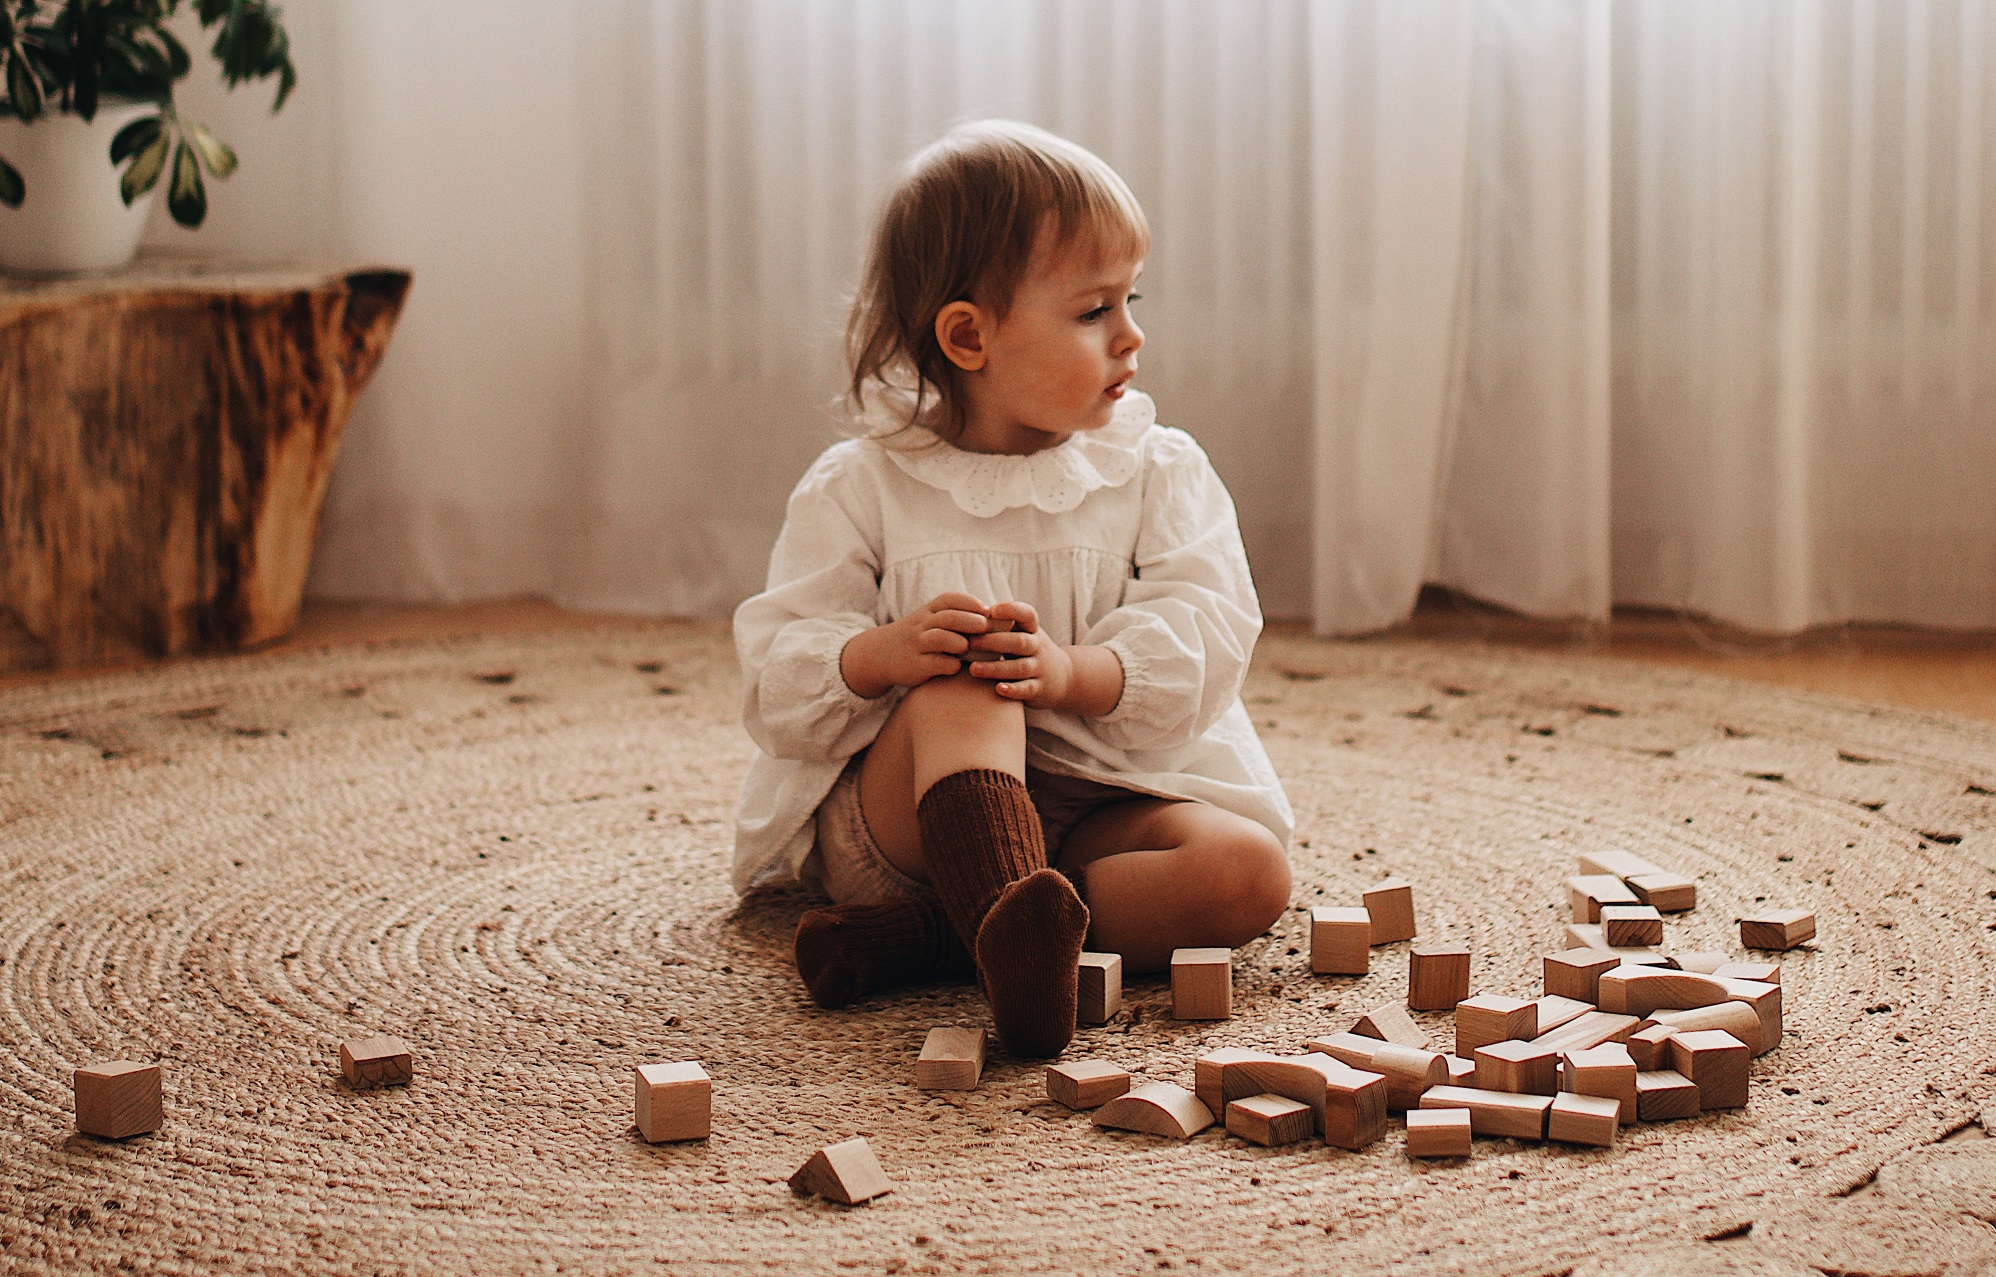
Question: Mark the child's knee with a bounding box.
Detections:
[1199,824,1291,941]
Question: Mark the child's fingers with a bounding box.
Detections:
[967,630,1035,658]
[917,628,971,655]
[971,656,1037,681]
[927,608,993,635]
[917,654,963,680]
[926,592,990,617]
[988,600,1040,633]
[994,677,1040,701]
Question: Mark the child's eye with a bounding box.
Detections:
[1080,305,1110,322]
[1127,293,1142,304]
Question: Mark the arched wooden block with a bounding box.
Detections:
[1092,1082,1214,1139]
[1220,1052,1388,1150]
[1595,967,1729,1017]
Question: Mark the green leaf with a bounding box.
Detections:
[0,156,22,209]
[119,129,168,205]
[7,44,44,120]
[184,120,235,178]
[166,137,205,226]
[110,114,161,163]
[157,26,190,78]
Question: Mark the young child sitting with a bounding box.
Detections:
[732,119,1293,1059]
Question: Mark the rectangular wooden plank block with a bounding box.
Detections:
[1353,1001,1429,1048]
[1311,906,1371,975]
[1529,1011,1640,1056]
[1544,950,1621,1002]
[1078,952,1122,1025]
[1740,909,1816,950]
[74,1061,162,1140]
[1635,1070,1701,1122]
[1473,1039,1560,1095]
[1600,904,1665,948]
[915,1027,986,1091]
[1595,967,1730,1017]
[340,1035,413,1090]
[1171,947,1232,1020]
[1567,874,1639,922]
[1363,878,1417,945]
[1405,1107,1472,1158]
[1578,850,1667,880]
[1419,1086,1552,1141]
[1226,1093,1314,1147]
[1547,1091,1621,1147]
[1667,1030,1750,1109]
[790,1137,892,1205]
[1408,945,1471,1011]
[1559,1043,1637,1123]
[635,1061,711,1143]
[1454,994,1539,1059]
[1046,1059,1130,1110]
[1628,872,1696,913]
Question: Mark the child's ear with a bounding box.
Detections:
[935,301,988,372]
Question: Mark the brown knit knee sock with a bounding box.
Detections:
[793,891,973,1010]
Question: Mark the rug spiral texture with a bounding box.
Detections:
[3,624,1995,1276]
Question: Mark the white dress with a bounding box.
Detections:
[729,389,1294,893]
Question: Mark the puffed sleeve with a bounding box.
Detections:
[733,444,896,762]
[1082,429,1261,753]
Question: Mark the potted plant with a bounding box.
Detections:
[0,0,294,273]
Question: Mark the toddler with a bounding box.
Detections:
[732,120,1293,1059]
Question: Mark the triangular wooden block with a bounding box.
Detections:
[789,1137,892,1205]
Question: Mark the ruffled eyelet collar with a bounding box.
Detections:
[872,389,1156,517]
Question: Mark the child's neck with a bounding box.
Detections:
[953,410,1071,457]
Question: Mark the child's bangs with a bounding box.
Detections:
[1038,159,1151,274]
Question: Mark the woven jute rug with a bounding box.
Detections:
[3,622,1995,1276]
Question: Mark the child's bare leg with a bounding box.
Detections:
[1056,800,1291,973]
[856,669,1026,882]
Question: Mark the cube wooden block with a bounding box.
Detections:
[1171,947,1232,1020]
[1534,995,1592,1034]
[1635,1069,1700,1121]
[1547,1091,1621,1147]
[1567,874,1638,922]
[1625,1024,1678,1071]
[1046,1059,1131,1110]
[340,1035,413,1090]
[1559,1042,1637,1123]
[1310,906,1371,975]
[1529,1011,1640,1057]
[1078,952,1123,1025]
[1599,904,1664,948]
[635,1061,711,1143]
[1093,1082,1215,1139]
[1740,909,1816,951]
[1454,995,1539,1059]
[1419,1086,1551,1140]
[1577,850,1666,880]
[74,1061,162,1140]
[1544,950,1621,1002]
[1353,1000,1429,1048]
[1646,1000,1765,1055]
[1595,967,1729,1017]
[1473,1040,1559,1096]
[1628,872,1696,913]
[1408,945,1470,1011]
[790,1137,892,1205]
[1363,878,1417,944]
[1405,1107,1472,1158]
[1226,1093,1315,1147]
[1561,923,1668,962]
[1667,1029,1750,1110]
[915,1027,986,1091]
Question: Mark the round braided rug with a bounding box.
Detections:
[3,623,1995,1276]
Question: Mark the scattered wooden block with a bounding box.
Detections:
[1561,923,1670,963]
[1363,1043,1450,1111]
[1226,1094,1315,1147]
[1445,1055,1477,1085]
[1363,877,1417,944]
[1567,874,1639,922]
[1533,995,1592,1035]
[1635,1069,1700,1122]
[1595,967,1729,1017]
[1473,1040,1559,1095]
[1529,1011,1640,1056]
[1092,1082,1216,1139]
[1046,1059,1131,1110]
[1543,950,1621,1002]
[1408,945,1470,1011]
[1645,1001,1764,1055]
[1628,872,1696,913]
[1547,1091,1621,1147]
[634,1061,711,1143]
[1713,960,1780,985]
[1219,1053,1374,1144]
[1716,977,1784,1053]
[790,1137,892,1205]
[1667,1029,1750,1110]
[1454,995,1539,1058]
[1625,1023,1678,1071]
[1195,1047,1277,1114]
[1353,1001,1429,1048]
[1304,1031,1388,1070]
[1672,951,1730,975]
[1559,1043,1637,1123]
[1171,947,1232,1020]
[1419,1086,1552,1140]
[1320,1066,1392,1150]
[1740,909,1815,951]
[1078,952,1122,1025]
[340,1035,413,1090]
[1600,904,1664,948]
[914,1027,986,1091]
[1405,1107,1473,1158]
[1311,906,1372,975]
[73,1061,162,1139]
[1577,850,1666,880]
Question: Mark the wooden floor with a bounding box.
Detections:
[5,590,1996,723]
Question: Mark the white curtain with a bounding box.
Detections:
[149,0,1996,634]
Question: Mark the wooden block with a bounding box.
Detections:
[1046,1059,1131,1110]
[1454,995,1539,1058]
[1529,1010,1640,1057]
[1595,967,1729,1017]
[1408,945,1470,1011]
[1714,960,1780,985]
[1561,923,1670,963]
[1667,1029,1750,1110]
[1625,1024,1678,1071]
[1646,1001,1764,1055]
[1364,1043,1450,1111]
[1559,1042,1637,1123]
[1473,1039,1560,1095]
[1310,906,1371,975]
[1635,1069,1700,1122]
[1600,904,1664,948]
[1077,952,1122,1025]
[1171,947,1232,1020]
[1547,1091,1621,1147]
[1578,850,1666,880]
[1304,1031,1387,1070]
[789,1137,892,1205]
[1195,1047,1277,1114]
[634,1061,711,1143]
[1226,1093,1314,1147]
[1320,1067,1391,1150]
[1671,951,1729,975]
[914,1027,986,1091]
[73,1061,162,1139]
[1740,909,1816,950]
[1544,950,1621,1001]
[1715,977,1784,1053]
[1534,995,1592,1034]
[1628,872,1696,913]
[1567,874,1639,922]
[1445,1055,1477,1085]
[1405,1107,1473,1158]
[1363,877,1417,944]
[1221,1052,1387,1148]
[340,1035,413,1090]
[1353,1001,1429,1048]
[1419,1085,1552,1141]
[1092,1082,1216,1139]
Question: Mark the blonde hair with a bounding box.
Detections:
[845,120,1150,442]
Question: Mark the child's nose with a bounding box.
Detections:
[1116,317,1144,358]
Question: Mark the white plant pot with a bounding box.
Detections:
[0,99,159,275]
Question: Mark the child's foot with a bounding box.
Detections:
[974,868,1089,1058]
[793,893,973,1010]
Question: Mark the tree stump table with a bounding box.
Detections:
[0,254,411,672]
